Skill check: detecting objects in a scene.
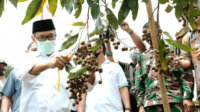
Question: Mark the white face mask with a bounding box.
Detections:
[37,40,56,55]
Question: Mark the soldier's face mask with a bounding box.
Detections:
[0,68,6,76]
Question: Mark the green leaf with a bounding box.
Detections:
[72,22,86,26]
[128,0,138,20]
[106,8,118,30]
[91,2,100,20]
[92,38,104,51]
[165,39,196,52]
[74,0,82,18]
[89,30,102,37]
[22,0,42,25]
[158,0,168,4]
[118,0,130,24]
[48,0,57,16]
[198,0,200,11]
[159,39,167,71]
[0,0,4,17]
[68,65,88,79]
[165,4,173,13]
[100,11,104,17]
[112,0,118,8]
[64,0,74,14]
[188,16,196,30]
[175,1,182,19]
[60,0,64,8]
[18,0,27,2]
[142,0,148,3]
[86,0,92,6]
[163,31,173,40]
[9,0,17,7]
[95,16,102,31]
[65,63,74,73]
[60,34,79,51]
[64,33,71,38]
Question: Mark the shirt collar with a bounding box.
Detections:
[36,51,57,58]
[100,59,110,67]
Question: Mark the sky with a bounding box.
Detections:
[0,0,183,65]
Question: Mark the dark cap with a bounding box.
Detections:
[0,59,7,66]
[32,19,55,33]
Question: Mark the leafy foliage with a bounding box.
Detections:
[118,0,130,24]
[128,0,138,20]
[0,0,4,17]
[158,0,168,4]
[95,16,102,31]
[106,8,118,30]
[112,0,118,8]
[64,0,74,14]
[163,31,173,40]
[48,0,58,16]
[18,0,27,3]
[91,1,100,20]
[166,39,196,52]
[165,4,173,13]
[60,0,64,8]
[159,39,167,71]
[72,21,86,26]
[60,33,79,51]
[92,38,104,51]
[74,0,82,18]
[68,65,88,79]
[22,0,42,24]
[9,0,17,8]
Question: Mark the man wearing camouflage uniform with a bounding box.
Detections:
[121,22,194,112]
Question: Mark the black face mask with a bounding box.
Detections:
[0,68,6,76]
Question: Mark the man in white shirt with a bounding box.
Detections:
[14,19,71,112]
[77,37,131,112]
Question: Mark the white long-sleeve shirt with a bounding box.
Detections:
[14,52,71,112]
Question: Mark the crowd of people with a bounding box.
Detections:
[0,18,200,112]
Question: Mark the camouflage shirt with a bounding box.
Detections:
[135,49,194,108]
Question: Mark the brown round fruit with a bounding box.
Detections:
[114,45,118,49]
[104,39,109,43]
[98,68,103,73]
[111,37,115,42]
[117,41,120,45]
[81,41,85,45]
[98,80,102,84]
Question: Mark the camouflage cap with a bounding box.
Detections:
[0,59,7,66]
[176,26,190,38]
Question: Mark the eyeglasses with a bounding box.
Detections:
[35,33,56,41]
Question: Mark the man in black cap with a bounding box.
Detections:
[0,59,7,109]
[14,19,72,112]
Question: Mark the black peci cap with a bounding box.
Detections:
[32,19,55,33]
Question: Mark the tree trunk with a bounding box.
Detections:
[145,0,171,112]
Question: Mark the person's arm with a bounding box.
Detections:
[134,54,146,111]
[180,68,194,112]
[1,71,15,112]
[173,53,192,69]
[77,93,86,112]
[1,95,11,112]
[120,22,146,53]
[29,55,70,75]
[120,87,131,112]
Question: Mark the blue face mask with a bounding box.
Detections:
[37,40,56,55]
